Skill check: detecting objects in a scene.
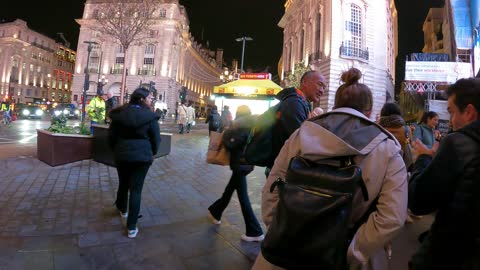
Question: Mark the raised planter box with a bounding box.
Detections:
[92,124,172,167]
[37,129,93,166]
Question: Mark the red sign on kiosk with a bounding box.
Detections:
[239,73,272,80]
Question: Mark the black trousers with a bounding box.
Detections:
[115,162,151,230]
[208,171,263,237]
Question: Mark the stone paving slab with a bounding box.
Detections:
[0,126,431,269]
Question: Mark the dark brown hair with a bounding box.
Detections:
[446,78,480,113]
[333,68,373,113]
[419,111,438,124]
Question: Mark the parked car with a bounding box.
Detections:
[51,104,80,119]
[19,105,45,119]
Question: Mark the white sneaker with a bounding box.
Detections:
[119,211,128,218]
[241,234,264,242]
[208,211,221,225]
[128,227,138,238]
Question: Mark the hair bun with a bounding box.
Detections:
[340,68,362,85]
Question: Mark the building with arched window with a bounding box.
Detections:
[71,0,223,114]
[279,0,398,118]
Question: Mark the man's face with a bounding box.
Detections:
[301,72,326,103]
[447,94,477,131]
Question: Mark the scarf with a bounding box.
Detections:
[379,114,405,128]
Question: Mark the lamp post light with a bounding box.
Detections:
[219,68,234,83]
[235,36,253,73]
[97,75,108,95]
[81,41,98,125]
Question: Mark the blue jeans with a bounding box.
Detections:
[115,162,151,230]
[208,171,263,237]
[90,121,98,134]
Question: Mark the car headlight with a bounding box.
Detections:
[63,109,69,115]
[74,110,80,115]
[23,109,30,116]
[36,110,44,116]
[54,110,61,116]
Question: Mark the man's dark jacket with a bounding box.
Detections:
[108,105,161,163]
[271,87,310,167]
[409,120,480,270]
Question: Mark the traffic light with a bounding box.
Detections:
[179,87,187,103]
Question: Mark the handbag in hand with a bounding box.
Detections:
[206,131,230,166]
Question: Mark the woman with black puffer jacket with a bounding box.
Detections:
[108,88,161,239]
[207,105,264,242]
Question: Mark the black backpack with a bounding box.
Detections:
[210,113,220,130]
[243,103,280,167]
[261,156,369,269]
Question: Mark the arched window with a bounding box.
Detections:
[145,44,156,55]
[342,4,367,60]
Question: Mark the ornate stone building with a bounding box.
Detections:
[0,19,76,104]
[279,0,398,118]
[72,0,223,114]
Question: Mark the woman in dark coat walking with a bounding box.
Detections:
[207,105,264,242]
[205,105,221,135]
[109,88,161,238]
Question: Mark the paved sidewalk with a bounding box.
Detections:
[0,125,431,270]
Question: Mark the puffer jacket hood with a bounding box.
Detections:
[109,105,159,129]
[296,108,400,162]
[276,87,298,101]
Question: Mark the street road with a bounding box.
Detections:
[0,119,52,145]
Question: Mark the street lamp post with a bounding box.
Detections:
[81,41,98,125]
[235,36,253,73]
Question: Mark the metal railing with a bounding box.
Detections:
[138,69,156,76]
[339,43,369,61]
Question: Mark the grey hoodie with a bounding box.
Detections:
[259,108,408,270]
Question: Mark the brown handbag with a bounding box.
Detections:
[206,131,230,166]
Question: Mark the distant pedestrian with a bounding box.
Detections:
[108,88,161,239]
[105,89,118,123]
[205,105,221,135]
[177,102,188,134]
[208,105,264,242]
[219,105,232,132]
[186,102,196,133]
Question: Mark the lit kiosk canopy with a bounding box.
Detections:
[212,73,282,117]
[213,73,282,100]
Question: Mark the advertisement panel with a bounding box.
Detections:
[405,61,473,83]
[429,100,450,136]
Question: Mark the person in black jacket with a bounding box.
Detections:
[205,105,221,135]
[108,88,161,239]
[409,78,480,269]
[268,70,326,173]
[208,105,264,242]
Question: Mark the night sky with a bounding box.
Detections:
[2,0,444,79]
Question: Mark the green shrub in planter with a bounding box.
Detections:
[47,114,90,135]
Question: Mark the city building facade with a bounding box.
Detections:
[72,0,223,115]
[0,19,76,104]
[279,0,398,118]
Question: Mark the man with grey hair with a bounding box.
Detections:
[105,89,117,123]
